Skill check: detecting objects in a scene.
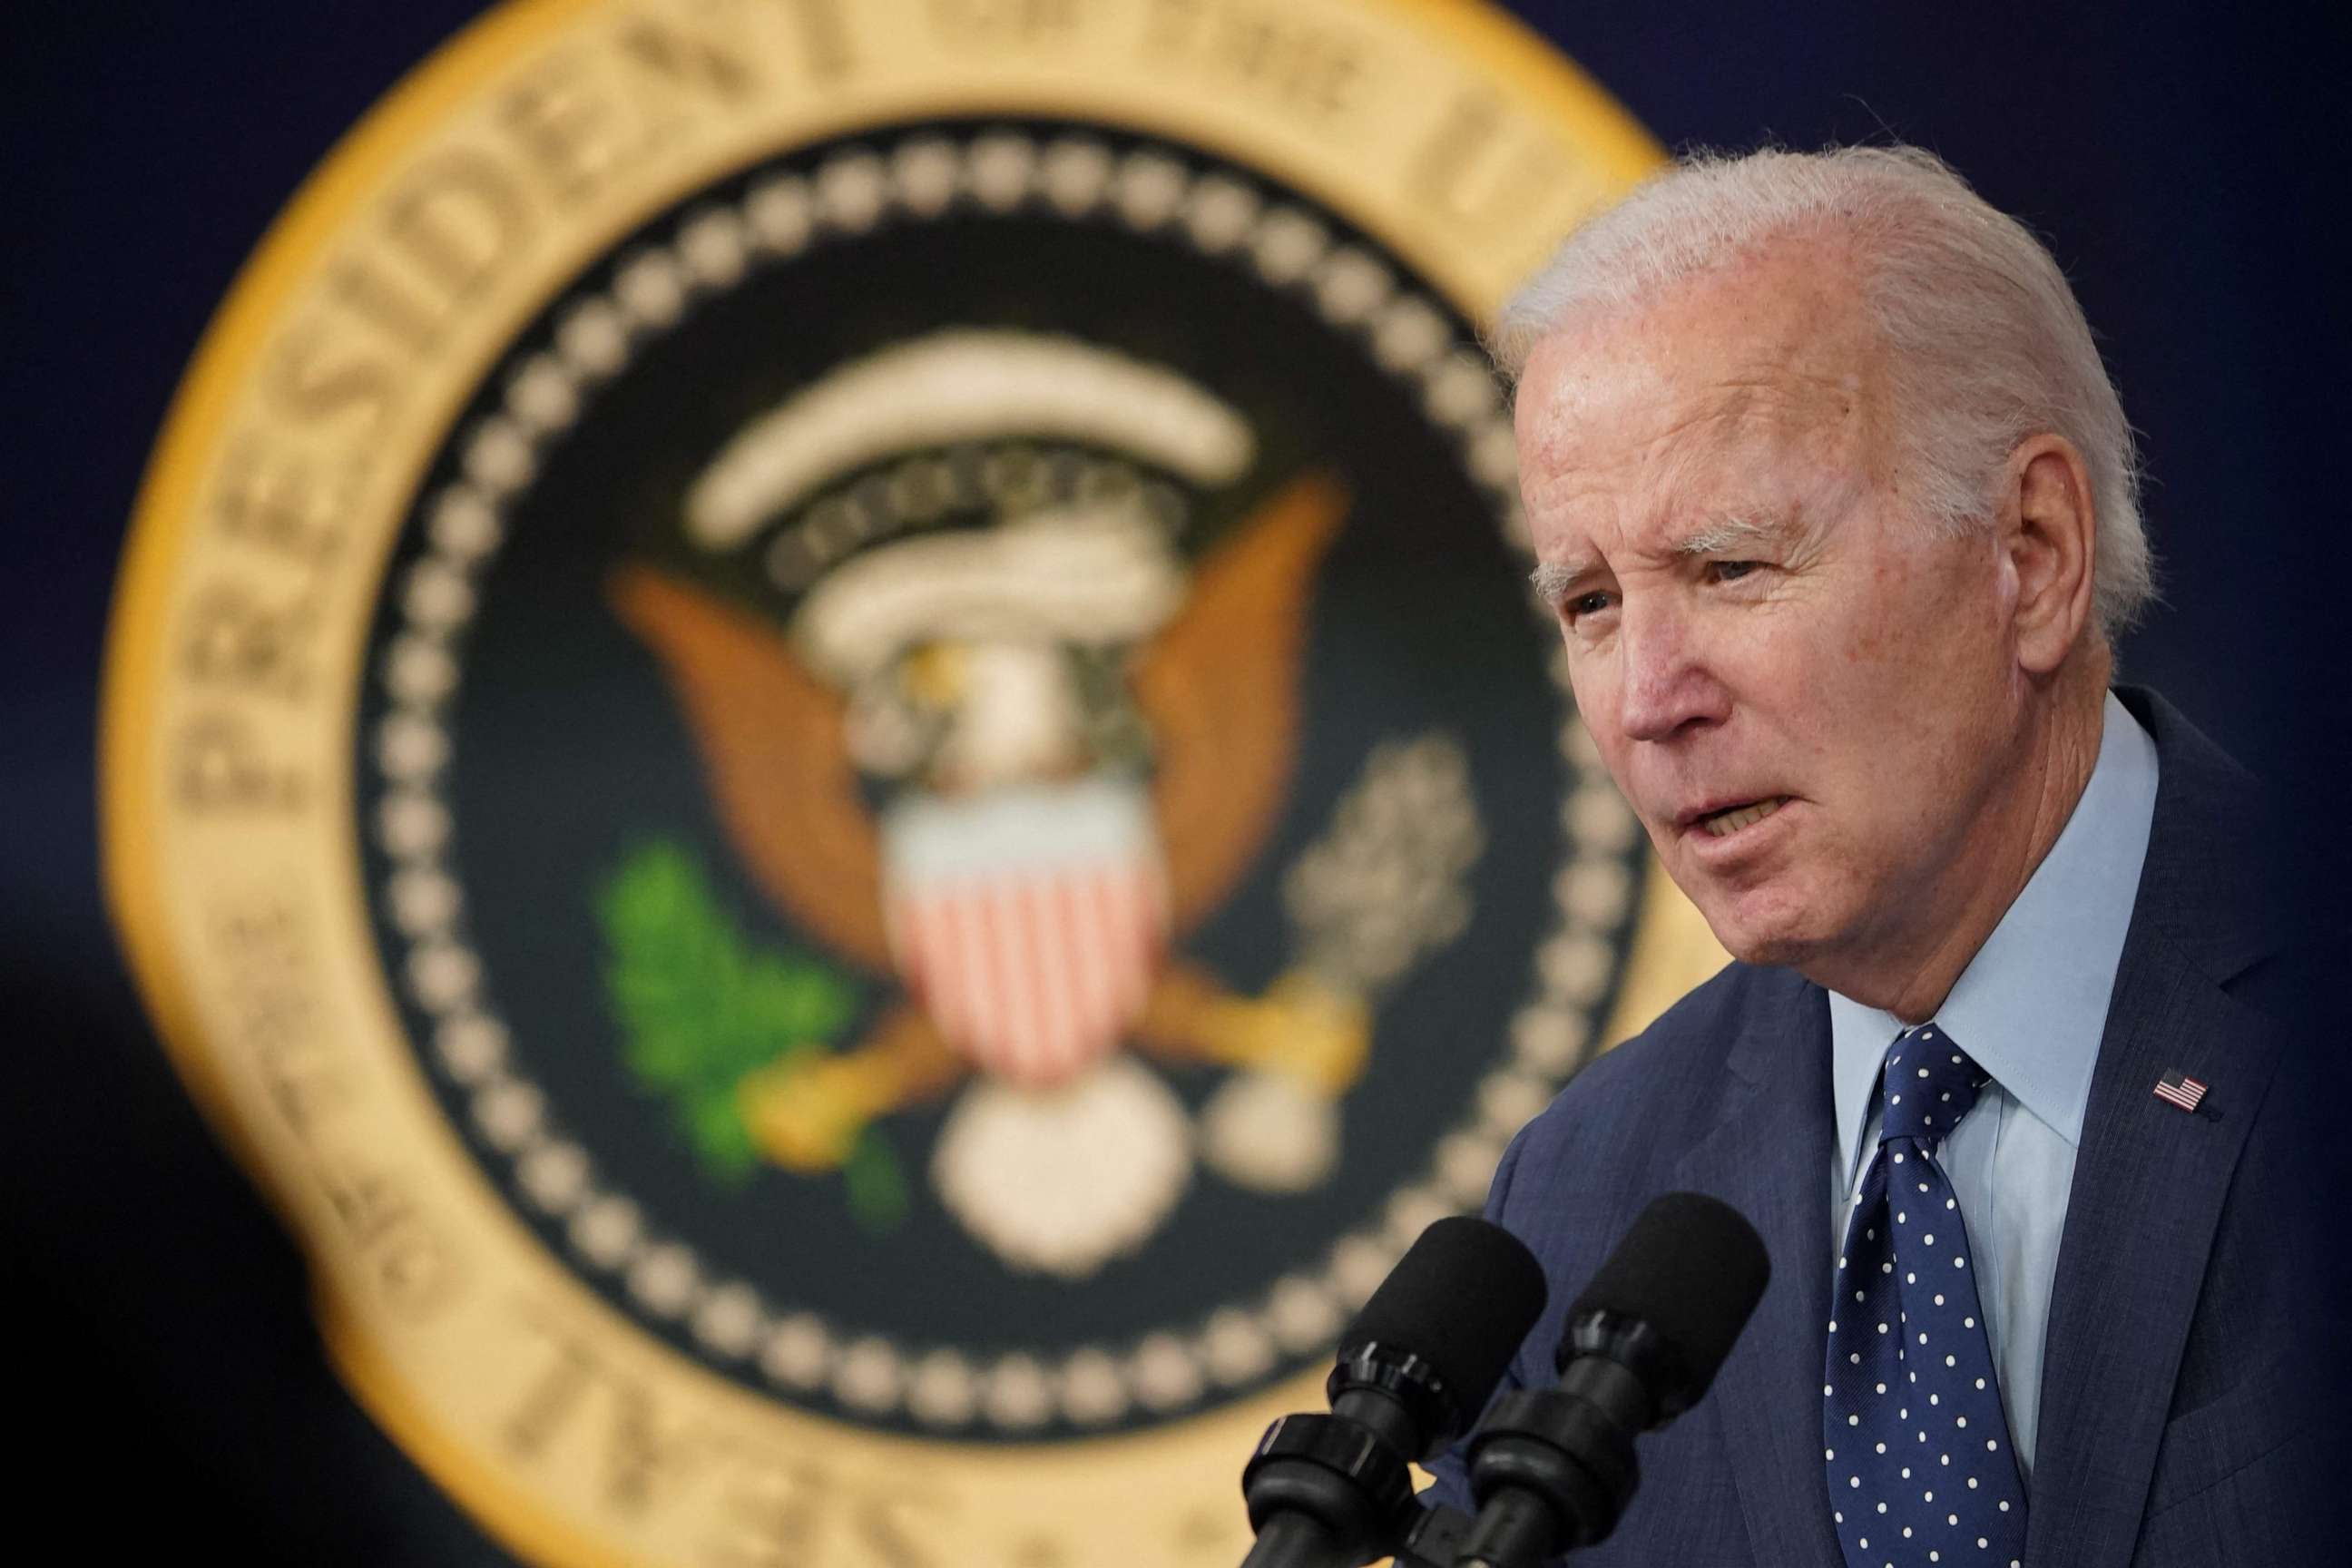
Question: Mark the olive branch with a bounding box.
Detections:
[597,840,906,1230]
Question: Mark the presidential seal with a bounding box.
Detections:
[102,3,1722,1563]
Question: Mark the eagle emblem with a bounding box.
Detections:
[604,328,1437,1278]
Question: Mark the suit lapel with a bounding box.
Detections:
[1676,977,1845,1567]
[2025,690,2289,1568]
[2025,934,2277,1567]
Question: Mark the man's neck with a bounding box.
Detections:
[1815,664,2111,1023]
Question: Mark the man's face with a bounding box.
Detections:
[1515,246,2027,976]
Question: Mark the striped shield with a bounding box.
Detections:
[881,776,1168,1089]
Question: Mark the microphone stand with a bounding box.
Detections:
[1392,1502,1476,1568]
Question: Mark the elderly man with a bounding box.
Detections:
[1425,146,2338,1565]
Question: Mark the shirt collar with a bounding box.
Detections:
[1830,691,2161,1181]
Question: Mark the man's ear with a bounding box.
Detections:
[2002,435,2099,674]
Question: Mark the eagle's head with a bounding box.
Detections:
[792,505,1183,798]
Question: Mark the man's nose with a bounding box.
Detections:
[1615,600,1722,743]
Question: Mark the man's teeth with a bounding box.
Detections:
[1701,798,1787,837]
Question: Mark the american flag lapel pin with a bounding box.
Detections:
[2152,1068,2210,1116]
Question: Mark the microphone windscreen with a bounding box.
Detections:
[1564,1191,1770,1397]
[1339,1216,1548,1416]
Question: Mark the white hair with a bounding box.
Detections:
[1494,145,2154,640]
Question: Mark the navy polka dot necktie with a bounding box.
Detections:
[1825,1025,2027,1567]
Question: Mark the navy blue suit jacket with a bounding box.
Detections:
[1426,689,2347,1565]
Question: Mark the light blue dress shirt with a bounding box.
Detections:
[1827,690,2159,1481]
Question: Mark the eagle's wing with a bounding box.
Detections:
[1132,471,1349,934]
[609,565,891,974]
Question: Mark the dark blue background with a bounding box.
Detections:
[4,3,2342,1558]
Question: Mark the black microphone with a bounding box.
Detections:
[1454,1191,1770,1568]
[1240,1216,1548,1568]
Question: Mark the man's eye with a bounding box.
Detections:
[1710,560,1761,583]
[1567,590,1614,620]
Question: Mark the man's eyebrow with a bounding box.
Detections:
[1528,514,1805,603]
[1528,558,1598,605]
[1669,513,1795,556]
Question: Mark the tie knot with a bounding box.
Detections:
[1879,1024,1989,1149]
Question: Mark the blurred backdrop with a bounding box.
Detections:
[0,0,2342,1561]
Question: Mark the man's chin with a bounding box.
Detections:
[1717,929,1814,969]
[1687,887,1828,971]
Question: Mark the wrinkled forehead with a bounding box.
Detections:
[1514,242,1889,479]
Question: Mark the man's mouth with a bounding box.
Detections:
[1695,797,1789,838]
